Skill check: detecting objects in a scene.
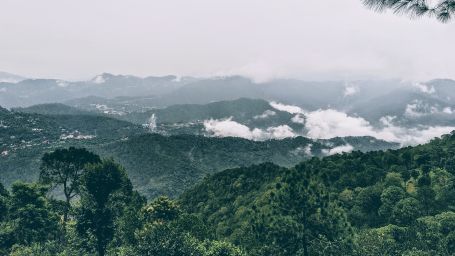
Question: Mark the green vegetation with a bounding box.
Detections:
[180,132,455,255]
[363,0,455,23]
[0,154,244,256]
[1,104,397,198]
[1,131,455,255]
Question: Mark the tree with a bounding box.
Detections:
[6,182,60,247]
[40,147,101,223]
[136,197,201,256]
[378,186,406,221]
[391,197,422,225]
[269,163,352,256]
[75,159,132,256]
[0,182,8,223]
[363,0,455,22]
[143,196,182,223]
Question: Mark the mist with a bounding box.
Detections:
[1,0,454,81]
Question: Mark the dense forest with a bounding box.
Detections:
[1,130,455,255]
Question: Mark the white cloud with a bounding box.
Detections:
[291,113,305,124]
[290,144,313,156]
[344,84,359,97]
[305,109,373,139]
[56,80,69,87]
[270,101,304,114]
[266,125,296,139]
[322,144,354,156]
[203,117,296,140]
[404,100,453,117]
[413,82,436,94]
[253,110,276,119]
[443,107,454,114]
[270,101,455,146]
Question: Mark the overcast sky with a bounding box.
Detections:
[0,0,454,81]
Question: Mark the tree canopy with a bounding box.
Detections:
[363,0,455,22]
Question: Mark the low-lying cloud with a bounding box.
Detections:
[203,101,455,146]
[322,144,354,156]
[344,84,359,97]
[270,102,455,146]
[253,110,276,119]
[203,117,296,140]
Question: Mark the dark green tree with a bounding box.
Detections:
[6,182,60,247]
[75,159,132,256]
[136,197,201,256]
[363,0,455,22]
[0,182,8,223]
[391,197,422,225]
[40,147,101,223]
[378,186,406,221]
[270,164,352,256]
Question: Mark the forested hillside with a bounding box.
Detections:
[180,131,455,255]
[1,131,454,255]
[1,105,399,198]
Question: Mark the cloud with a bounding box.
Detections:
[290,144,313,157]
[253,110,276,119]
[56,80,69,87]
[413,82,435,94]
[322,144,354,156]
[270,101,304,114]
[203,117,296,140]
[270,101,455,146]
[291,114,305,124]
[305,109,373,139]
[344,84,359,97]
[443,107,454,114]
[404,100,453,117]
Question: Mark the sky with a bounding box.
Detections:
[0,0,454,81]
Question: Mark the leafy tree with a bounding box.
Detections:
[415,211,455,254]
[378,186,406,221]
[270,164,352,256]
[9,241,63,256]
[391,197,422,225]
[135,223,202,256]
[349,185,383,227]
[384,172,404,188]
[0,182,8,223]
[143,196,182,223]
[75,159,132,256]
[354,225,410,255]
[363,0,455,22]
[6,182,60,248]
[416,173,436,215]
[201,240,246,256]
[40,147,101,223]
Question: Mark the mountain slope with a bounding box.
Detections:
[0,107,398,198]
[179,131,455,255]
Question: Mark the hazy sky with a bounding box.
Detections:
[0,0,454,81]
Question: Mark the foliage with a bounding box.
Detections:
[40,147,101,222]
[3,131,455,254]
[363,0,455,22]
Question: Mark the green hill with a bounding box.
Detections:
[179,132,455,255]
[12,103,96,116]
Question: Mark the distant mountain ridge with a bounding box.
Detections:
[0,71,26,83]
